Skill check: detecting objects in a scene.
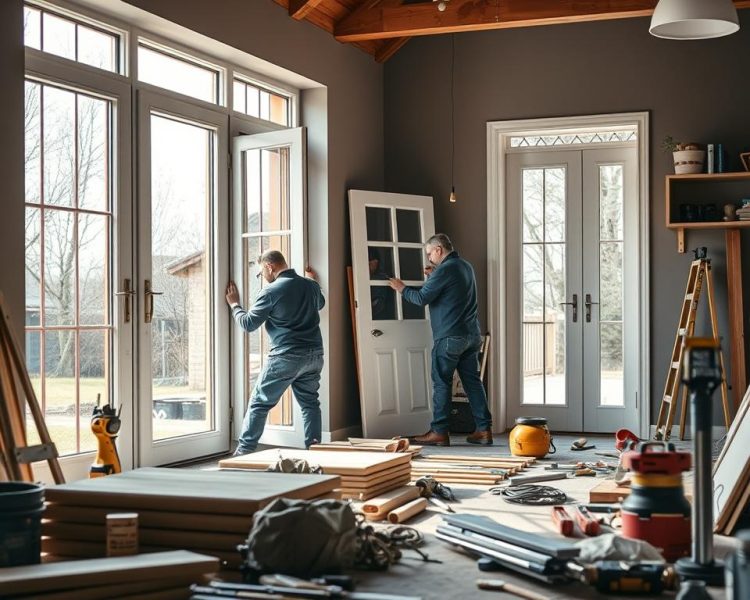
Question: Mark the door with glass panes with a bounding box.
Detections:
[506,146,639,433]
[349,190,435,438]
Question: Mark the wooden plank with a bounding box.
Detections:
[45,468,340,514]
[726,229,747,410]
[289,0,327,20]
[43,504,253,534]
[16,575,198,600]
[589,478,693,503]
[220,449,411,476]
[334,0,750,43]
[0,550,218,596]
[418,454,533,465]
[340,464,411,488]
[340,474,411,500]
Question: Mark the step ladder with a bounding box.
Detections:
[0,293,64,483]
[654,258,731,441]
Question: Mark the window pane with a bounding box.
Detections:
[245,149,261,234]
[522,323,544,405]
[523,244,543,323]
[78,329,109,453]
[261,147,290,231]
[25,82,41,204]
[43,12,75,61]
[601,323,624,406]
[371,286,396,321]
[403,298,425,320]
[600,165,624,240]
[368,246,394,279]
[600,242,623,321]
[45,329,77,455]
[78,95,108,211]
[138,45,217,104]
[396,209,421,243]
[261,235,291,260]
[269,93,289,126]
[545,168,566,243]
[522,169,543,243]
[247,86,260,118]
[77,25,117,73]
[79,213,109,326]
[26,208,41,326]
[233,80,246,113]
[399,248,424,281]
[44,209,76,326]
[259,90,270,121]
[366,207,392,241]
[24,6,41,50]
[43,86,75,207]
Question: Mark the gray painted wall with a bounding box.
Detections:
[0,0,25,343]
[384,15,750,424]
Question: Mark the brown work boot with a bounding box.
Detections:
[466,430,493,445]
[410,430,450,447]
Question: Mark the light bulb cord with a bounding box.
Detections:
[451,33,455,199]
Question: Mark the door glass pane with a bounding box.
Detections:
[44,329,76,455]
[78,329,109,453]
[77,95,108,211]
[522,167,567,406]
[25,82,41,205]
[371,286,396,321]
[44,209,76,326]
[599,165,625,406]
[44,86,75,207]
[399,248,424,281]
[245,149,261,234]
[150,114,213,441]
[368,247,394,279]
[79,213,109,325]
[26,208,41,326]
[366,207,392,241]
[403,298,425,320]
[396,209,421,243]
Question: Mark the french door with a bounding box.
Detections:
[506,146,640,432]
[136,90,229,465]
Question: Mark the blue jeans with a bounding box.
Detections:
[431,334,492,434]
[236,349,324,454]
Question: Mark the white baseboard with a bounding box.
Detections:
[648,424,728,442]
[321,425,362,443]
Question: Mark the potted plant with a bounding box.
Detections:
[663,136,706,174]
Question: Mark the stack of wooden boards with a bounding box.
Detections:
[220,449,411,501]
[714,385,750,534]
[410,454,534,485]
[311,437,422,456]
[0,550,218,599]
[42,468,340,569]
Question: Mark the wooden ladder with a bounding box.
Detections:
[0,293,64,483]
[654,259,731,441]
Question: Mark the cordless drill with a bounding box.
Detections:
[90,401,122,478]
[568,560,678,594]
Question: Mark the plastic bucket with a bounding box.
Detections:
[0,482,45,567]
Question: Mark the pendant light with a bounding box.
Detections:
[650,0,739,40]
[449,33,457,203]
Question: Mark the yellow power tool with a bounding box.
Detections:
[90,398,122,478]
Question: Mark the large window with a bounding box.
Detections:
[24,80,113,456]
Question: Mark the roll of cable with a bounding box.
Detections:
[490,484,568,506]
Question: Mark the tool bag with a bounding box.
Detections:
[240,498,357,577]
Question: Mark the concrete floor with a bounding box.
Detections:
[200,434,740,599]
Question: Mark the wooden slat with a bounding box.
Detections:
[290,0,327,20]
[726,229,747,410]
[335,0,750,43]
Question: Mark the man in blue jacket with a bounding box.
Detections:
[226,250,325,455]
[389,233,492,446]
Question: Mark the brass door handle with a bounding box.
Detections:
[585,293,599,323]
[115,279,135,323]
[144,279,164,324]
[559,293,578,323]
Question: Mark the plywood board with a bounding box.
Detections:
[589,478,693,503]
[220,449,410,476]
[19,576,197,600]
[43,504,253,534]
[339,464,411,488]
[0,550,218,596]
[44,468,339,514]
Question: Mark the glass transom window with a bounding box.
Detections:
[233,78,290,126]
[510,129,637,148]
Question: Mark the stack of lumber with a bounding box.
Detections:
[220,449,412,500]
[42,468,340,569]
[410,454,534,485]
[0,550,218,599]
[310,437,422,456]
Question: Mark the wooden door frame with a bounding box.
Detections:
[486,112,650,437]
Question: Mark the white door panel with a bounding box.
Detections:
[349,190,435,438]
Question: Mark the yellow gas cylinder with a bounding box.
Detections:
[509,417,555,458]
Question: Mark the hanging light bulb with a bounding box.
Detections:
[434,0,449,12]
[449,34,456,204]
[449,186,457,203]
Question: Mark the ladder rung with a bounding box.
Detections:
[678,328,686,336]
[663,396,672,404]
[672,362,680,369]
[685,293,694,300]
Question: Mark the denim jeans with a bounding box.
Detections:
[236,348,324,454]
[431,334,492,434]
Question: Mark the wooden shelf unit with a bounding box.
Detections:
[665,171,750,253]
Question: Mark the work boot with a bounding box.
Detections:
[466,430,493,445]
[410,430,450,447]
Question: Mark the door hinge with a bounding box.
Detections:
[635,391,638,409]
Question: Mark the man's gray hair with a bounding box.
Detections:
[425,233,453,253]
[258,249,287,266]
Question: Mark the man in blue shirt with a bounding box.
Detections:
[226,250,325,455]
[389,234,492,446]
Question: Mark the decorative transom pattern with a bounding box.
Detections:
[510,129,637,148]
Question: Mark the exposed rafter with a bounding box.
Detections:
[335,0,750,43]
[289,0,327,20]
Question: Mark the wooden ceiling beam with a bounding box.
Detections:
[375,37,411,62]
[335,0,750,43]
[289,0,327,21]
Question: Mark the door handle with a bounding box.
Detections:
[559,293,578,323]
[371,329,383,337]
[115,278,136,323]
[144,279,164,324]
[585,293,599,323]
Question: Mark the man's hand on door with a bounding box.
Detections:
[388,278,405,292]
[225,281,240,306]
